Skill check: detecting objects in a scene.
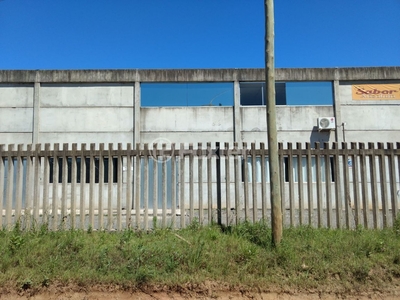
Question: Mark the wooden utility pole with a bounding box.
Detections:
[265,0,282,246]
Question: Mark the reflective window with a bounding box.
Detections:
[141,83,233,106]
[286,82,333,105]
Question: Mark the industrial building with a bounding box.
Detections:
[1,67,399,147]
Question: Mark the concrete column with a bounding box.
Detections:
[333,70,347,211]
[32,72,41,144]
[134,81,141,144]
[333,69,343,143]
[233,80,242,142]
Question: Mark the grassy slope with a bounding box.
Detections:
[1,221,400,293]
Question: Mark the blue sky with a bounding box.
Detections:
[1,0,399,70]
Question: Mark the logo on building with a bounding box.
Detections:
[352,84,400,100]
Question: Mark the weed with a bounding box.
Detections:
[119,229,134,246]
[165,252,181,273]
[187,218,200,231]
[394,254,400,265]
[38,223,49,236]
[190,240,205,268]
[20,279,32,290]
[394,215,400,236]
[9,233,24,254]
[352,264,371,283]
[41,276,50,287]
[97,246,111,273]
[229,221,272,248]
[134,267,153,284]
[152,216,158,230]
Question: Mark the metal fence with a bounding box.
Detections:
[1,142,399,231]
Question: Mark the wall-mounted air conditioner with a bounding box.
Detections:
[317,117,336,130]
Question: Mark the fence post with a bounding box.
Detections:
[377,142,388,228]
[225,142,231,225]
[15,144,24,225]
[126,143,132,229]
[52,144,59,231]
[359,143,369,228]
[162,143,167,228]
[61,143,69,229]
[342,142,351,229]
[152,143,158,225]
[368,143,379,229]
[251,143,257,223]
[207,142,212,224]
[117,143,123,231]
[216,142,222,226]
[189,143,195,224]
[296,142,304,226]
[97,143,103,230]
[180,143,186,228]
[306,143,313,226]
[260,143,267,221]
[171,143,177,229]
[243,142,249,222]
[279,143,285,225]
[387,143,397,223]
[287,143,294,226]
[135,143,142,229]
[89,144,95,230]
[6,144,14,229]
[0,145,5,229]
[315,142,323,227]
[43,144,51,226]
[107,144,113,231]
[324,142,332,228]
[34,144,42,224]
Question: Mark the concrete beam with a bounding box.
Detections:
[134,82,141,144]
[1,67,399,83]
[233,80,242,142]
[33,73,40,144]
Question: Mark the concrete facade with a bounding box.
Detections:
[1,67,399,147]
[1,67,400,217]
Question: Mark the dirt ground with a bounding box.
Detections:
[2,283,400,300]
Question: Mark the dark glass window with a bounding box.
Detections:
[49,157,118,183]
[240,82,286,105]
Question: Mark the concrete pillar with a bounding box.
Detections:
[233,80,242,143]
[333,70,347,213]
[333,69,343,143]
[134,81,141,144]
[32,72,41,144]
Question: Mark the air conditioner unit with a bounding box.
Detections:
[317,117,336,130]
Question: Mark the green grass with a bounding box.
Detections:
[1,220,400,293]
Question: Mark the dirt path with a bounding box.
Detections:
[2,286,400,300]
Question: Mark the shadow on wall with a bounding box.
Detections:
[310,126,331,148]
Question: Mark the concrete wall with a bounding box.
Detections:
[40,83,134,146]
[0,67,399,147]
[141,107,235,144]
[337,81,400,143]
[241,106,335,145]
[0,84,34,144]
